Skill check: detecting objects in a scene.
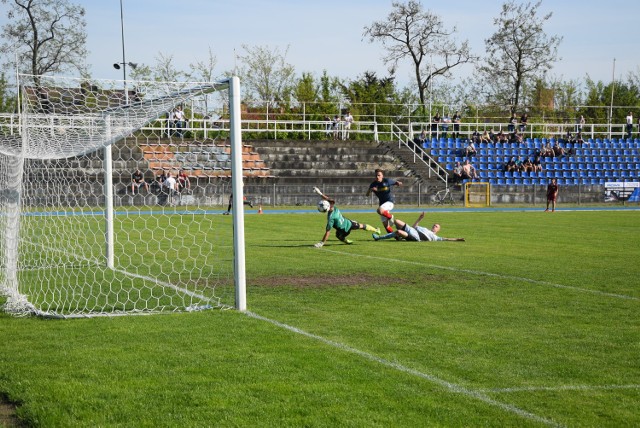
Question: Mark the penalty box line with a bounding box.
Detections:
[246,311,561,427]
[321,248,639,302]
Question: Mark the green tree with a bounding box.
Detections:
[341,71,412,124]
[0,0,88,82]
[0,71,16,112]
[583,77,640,125]
[293,72,318,104]
[363,0,475,109]
[480,0,562,111]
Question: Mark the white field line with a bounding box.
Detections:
[246,311,562,427]
[480,384,640,393]
[321,248,639,301]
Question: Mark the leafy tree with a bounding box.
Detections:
[480,0,562,111]
[341,71,413,124]
[235,44,296,106]
[0,0,88,83]
[293,72,318,104]
[0,71,16,112]
[363,0,475,109]
[583,77,640,125]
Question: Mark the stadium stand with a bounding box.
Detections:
[425,137,640,186]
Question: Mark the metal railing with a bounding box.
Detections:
[390,123,448,186]
[3,111,636,143]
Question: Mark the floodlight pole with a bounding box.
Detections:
[119,0,129,104]
[608,58,615,140]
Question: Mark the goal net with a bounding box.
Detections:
[0,74,246,318]
[464,182,491,207]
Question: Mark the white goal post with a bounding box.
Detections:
[0,74,246,317]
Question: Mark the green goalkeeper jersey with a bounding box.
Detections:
[326,206,352,232]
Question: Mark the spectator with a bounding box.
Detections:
[552,141,565,158]
[508,112,517,133]
[521,156,533,173]
[441,114,451,139]
[151,172,167,193]
[413,129,427,147]
[519,113,528,133]
[164,174,179,205]
[514,155,524,172]
[532,155,543,173]
[575,132,585,146]
[480,130,492,144]
[343,111,354,140]
[625,111,633,139]
[545,178,559,212]
[497,130,508,144]
[332,115,341,140]
[431,112,441,138]
[452,111,461,139]
[488,129,497,143]
[576,115,585,134]
[324,115,332,137]
[541,142,554,157]
[464,140,477,157]
[564,130,573,143]
[452,161,463,184]
[177,170,190,192]
[172,106,187,137]
[504,157,517,173]
[461,159,478,181]
[131,168,149,193]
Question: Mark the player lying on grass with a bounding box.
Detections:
[313,187,380,247]
[372,211,465,242]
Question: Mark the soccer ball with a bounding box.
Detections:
[317,199,330,212]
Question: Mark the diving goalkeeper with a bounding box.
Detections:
[313,187,380,247]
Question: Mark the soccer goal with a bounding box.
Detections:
[464,181,491,207]
[0,74,246,318]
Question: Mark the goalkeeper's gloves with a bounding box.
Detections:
[312,186,322,195]
[314,242,324,248]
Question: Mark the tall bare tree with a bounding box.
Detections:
[0,0,87,81]
[187,47,217,82]
[363,0,475,109]
[235,44,296,105]
[480,0,562,111]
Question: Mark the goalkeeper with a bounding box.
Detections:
[313,187,380,248]
[373,211,465,242]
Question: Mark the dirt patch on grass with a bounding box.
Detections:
[0,397,23,427]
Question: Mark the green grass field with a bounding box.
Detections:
[1,207,639,427]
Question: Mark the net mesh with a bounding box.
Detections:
[0,74,237,318]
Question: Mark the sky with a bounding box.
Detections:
[1,0,639,89]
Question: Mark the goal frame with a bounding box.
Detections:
[464,181,491,208]
[1,75,246,317]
